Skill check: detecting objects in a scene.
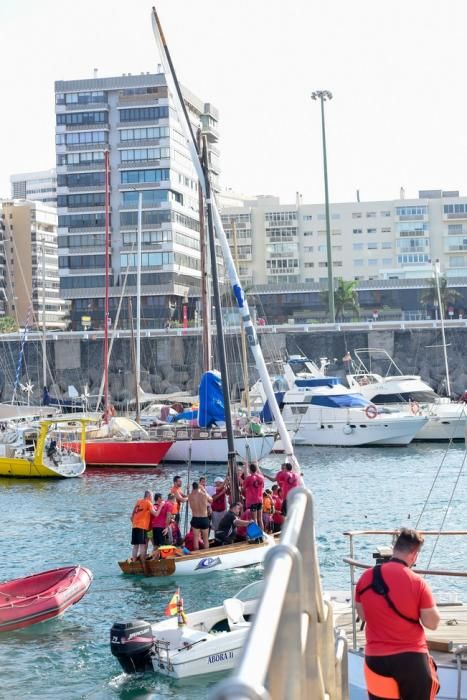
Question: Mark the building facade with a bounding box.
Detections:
[220,189,467,287]
[1,200,68,328]
[10,169,57,206]
[55,73,219,329]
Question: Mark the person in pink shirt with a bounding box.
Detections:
[151,493,173,550]
[242,463,265,527]
[279,464,300,515]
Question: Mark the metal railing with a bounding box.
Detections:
[210,487,348,700]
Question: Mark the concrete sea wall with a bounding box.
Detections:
[0,325,466,404]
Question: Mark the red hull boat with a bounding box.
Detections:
[72,438,173,467]
[0,565,93,632]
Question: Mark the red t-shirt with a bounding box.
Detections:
[280,471,300,501]
[355,561,435,655]
[243,473,265,507]
[151,501,173,529]
[272,495,283,525]
[211,488,227,512]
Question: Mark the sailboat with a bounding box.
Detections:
[65,153,173,467]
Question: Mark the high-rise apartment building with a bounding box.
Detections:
[55,73,219,330]
[10,169,57,206]
[220,189,467,287]
[1,200,68,328]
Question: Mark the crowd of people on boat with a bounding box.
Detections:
[128,461,301,561]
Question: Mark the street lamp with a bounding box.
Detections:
[311,89,335,322]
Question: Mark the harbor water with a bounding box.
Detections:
[1,443,466,699]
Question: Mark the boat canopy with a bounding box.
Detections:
[309,394,371,408]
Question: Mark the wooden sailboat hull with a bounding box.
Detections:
[118,536,275,576]
[66,439,173,467]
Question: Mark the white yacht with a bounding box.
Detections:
[347,349,467,441]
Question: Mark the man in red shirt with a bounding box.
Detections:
[242,463,265,527]
[271,484,284,533]
[279,463,300,516]
[355,528,440,700]
[150,493,174,551]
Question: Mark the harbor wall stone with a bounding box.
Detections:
[0,326,466,404]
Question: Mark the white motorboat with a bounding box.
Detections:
[347,349,467,441]
[118,533,275,577]
[110,580,261,678]
[274,376,427,447]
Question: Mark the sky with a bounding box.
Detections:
[1,0,467,205]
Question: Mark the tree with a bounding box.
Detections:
[321,279,360,321]
[420,276,463,315]
[0,316,18,333]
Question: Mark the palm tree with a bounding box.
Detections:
[420,276,463,316]
[321,279,360,321]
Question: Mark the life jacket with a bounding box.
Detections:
[359,562,420,625]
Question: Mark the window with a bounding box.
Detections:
[120,126,170,141]
[448,223,463,234]
[366,212,376,218]
[396,206,427,216]
[397,254,430,264]
[57,151,105,167]
[57,172,106,188]
[57,193,105,208]
[352,212,362,219]
[353,228,362,235]
[120,147,170,162]
[382,241,392,249]
[121,189,169,206]
[381,227,391,233]
[368,242,378,250]
[119,106,169,122]
[317,214,326,220]
[59,213,107,229]
[331,213,341,220]
[121,251,174,268]
[56,91,106,105]
[264,211,297,223]
[57,111,108,126]
[332,245,342,252]
[334,261,343,267]
[353,243,364,250]
[303,215,313,221]
[304,246,314,252]
[61,131,107,145]
[354,259,364,266]
[367,228,377,234]
[120,168,170,184]
[368,258,378,266]
[381,211,391,217]
[303,231,313,236]
[304,262,314,268]
[449,255,466,267]
[318,261,328,267]
[318,245,327,253]
[382,258,393,265]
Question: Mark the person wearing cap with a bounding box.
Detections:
[211,476,228,532]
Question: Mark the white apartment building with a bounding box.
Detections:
[1,200,68,328]
[10,169,57,206]
[220,188,467,287]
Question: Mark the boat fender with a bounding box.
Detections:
[410,401,420,415]
[110,619,154,674]
[343,424,353,435]
[365,404,378,419]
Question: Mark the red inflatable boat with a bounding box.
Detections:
[0,565,93,632]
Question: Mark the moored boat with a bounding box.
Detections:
[0,417,89,478]
[110,580,261,678]
[0,565,93,632]
[118,535,275,577]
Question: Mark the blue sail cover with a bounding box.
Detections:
[310,394,371,408]
[198,371,226,428]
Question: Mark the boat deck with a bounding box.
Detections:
[334,600,467,666]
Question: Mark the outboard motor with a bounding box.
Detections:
[110,619,154,673]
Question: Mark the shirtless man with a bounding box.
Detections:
[188,481,212,550]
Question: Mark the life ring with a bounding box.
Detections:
[411,401,420,415]
[365,404,378,419]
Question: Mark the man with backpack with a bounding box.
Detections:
[355,528,440,699]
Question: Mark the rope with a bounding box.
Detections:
[425,448,467,570]
[415,435,456,529]
[11,304,33,404]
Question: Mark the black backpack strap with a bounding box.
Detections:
[359,564,420,625]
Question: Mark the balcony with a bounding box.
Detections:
[62,123,110,131]
[446,244,467,252]
[57,163,106,173]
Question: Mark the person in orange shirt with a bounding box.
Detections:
[130,490,158,561]
[170,475,188,524]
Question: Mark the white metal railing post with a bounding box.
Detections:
[210,488,348,700]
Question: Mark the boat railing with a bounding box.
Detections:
[343,529,467,650]
[210,487,349,700]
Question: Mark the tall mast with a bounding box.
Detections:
[136,191,142,394]
[232,221,250,417]
[434,259,451,396]
[202,140,239,502]
[198,130,211,373]
[103,149,110,420]
[151,7,298,470]
[41,238,47,391]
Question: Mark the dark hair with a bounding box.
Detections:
[192,481,199,490]
[167,493,176,500]
[285,463,293,471]
[199,476,206,481]
[271,484,279,491]
[154,492,162,501]
[394,528,424,553]
[281,463,289,469]
[249,464,257,473]
[231,501,242,509]
[173,475,181,483]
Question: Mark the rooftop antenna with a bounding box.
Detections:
[356,189,360,202]
[93,68,98,79]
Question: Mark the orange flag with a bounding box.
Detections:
[165,590,179,617]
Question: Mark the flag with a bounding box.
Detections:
[165,590,179,617]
